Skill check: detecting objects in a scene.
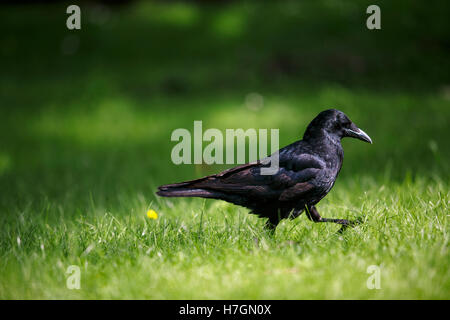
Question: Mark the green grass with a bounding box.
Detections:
[0,176,448,299]
[0,1,449,299]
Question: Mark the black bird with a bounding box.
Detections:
[157,109,372,231]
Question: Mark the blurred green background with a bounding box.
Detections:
[0,0,449,299]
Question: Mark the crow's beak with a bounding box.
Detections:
[345,127,372,144]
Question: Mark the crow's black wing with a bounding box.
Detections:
[189,145,325,202]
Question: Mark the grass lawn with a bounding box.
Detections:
[0,1,449,299]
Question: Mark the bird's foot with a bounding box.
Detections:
[336,217,364,234]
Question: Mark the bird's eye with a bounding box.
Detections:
[333,122,341,130]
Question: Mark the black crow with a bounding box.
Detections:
[157,109,372,231]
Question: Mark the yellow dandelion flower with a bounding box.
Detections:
[146,209,158,220]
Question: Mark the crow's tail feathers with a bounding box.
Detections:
[157,162,262,200]
[156,186,218,198]
[157,178,247,208]
[157,176,219,199]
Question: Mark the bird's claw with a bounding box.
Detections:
[336,217,364,234]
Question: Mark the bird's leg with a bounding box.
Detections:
[264,211,281,234]
[264,219,277,234]
[305,205,359,232]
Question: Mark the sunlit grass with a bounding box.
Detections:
[0,83,448,299]
[0,176,447,299]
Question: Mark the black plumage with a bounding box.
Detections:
[157,109,372,230]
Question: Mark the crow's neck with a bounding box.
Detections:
[304,129,344,167]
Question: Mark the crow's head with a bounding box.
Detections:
[304,109,372,144]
